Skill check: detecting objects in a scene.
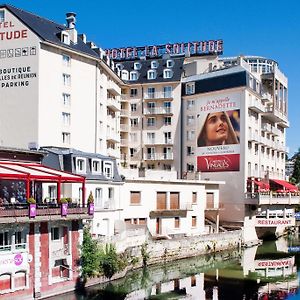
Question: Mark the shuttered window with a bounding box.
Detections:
[174,217,180,228]
[130,191,141,205]
[192,216,197,227]
[192,192,197,204]
[206,193,214,209]
[170,192,179,209]
[156,192,167,209]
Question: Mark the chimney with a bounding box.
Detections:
[66,12,77,44]
[66,12,76,29]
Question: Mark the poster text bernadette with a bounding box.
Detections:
[199,97,237,112]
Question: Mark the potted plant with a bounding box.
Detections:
[60,198,68,216]
[27,197,36,218]
[87,192,94,215]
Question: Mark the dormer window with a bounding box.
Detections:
[130,71,138,81]
[147,70,157,80]
[163,69,173,79]
[0,10,5,22]
[166,59,174,68]
[151,61,158,69]
[116,63,124,71]
[134,62,142,70]
[121,70,129,80]
[186,82,195,95]
[92,159,102,174]
[104,162,113,178]
[61,31,70,45]
[76,157,86,173]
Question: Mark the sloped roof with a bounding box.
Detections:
[1,4,99,59]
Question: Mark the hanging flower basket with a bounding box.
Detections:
[27,197,36,218]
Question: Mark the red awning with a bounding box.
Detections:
[269,179,298,191]
[254,180,270,190]
[0,160,85,183]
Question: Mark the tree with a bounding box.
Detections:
[291,155,300,184]
[99,244,120,279]
[81,226,99,280]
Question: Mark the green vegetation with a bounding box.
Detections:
[141,242,150,267]
[81,227,128,282]
[27,197,36,204]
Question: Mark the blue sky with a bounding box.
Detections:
[4,0,300,156]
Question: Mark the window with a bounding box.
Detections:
[187,146,194,156]
[131,103,137,112]
[166,59,174,68]
[187,163,194,171]
[147,70,157,80]
[0,232,11,251]
[192,216,197,227]
[187,130,195,141]
[130,132,137,142]
[187,100,195,110]
[15,231,26,250]
[92,159,101,173]
[186,82,195,95]
[62,93,71,106]
[170,192,179,209]
[48,185,57,200]
[51,227,60,240]
[130,118,138,127]
[0,10,5,22]
[164,117,171,125]
[130,88,138,97]
[130,71,138,81]
[192,192,197,204]
[174,217,180,228]
[164,101,171,113]
[62,112,71,126]
[62,54,71,67]
[61,32,70,44]
[151,61,158,69]
[163,69,173,79]
[134,62,141,70]
[76,158,86,173]
[147,87,155,98]
[121,70,129,80]
[147,132,155,143]
[147,117,155,127]
[14,271,26,289]
[147,102,155,113]
[164,132,172,144]
[130,148,137,157]
[104,162,113,178]
[187,115,195,126]
[108,187,114,200]
[95,188,103,207]
[63,73,71,86]
[62,132,70,144]
[163,86,172,98]
[130,191,141,205]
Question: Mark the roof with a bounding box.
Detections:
[1,4,99,59]
[119,57,184,84]
[0,160,85,183]
[269,179,298,191]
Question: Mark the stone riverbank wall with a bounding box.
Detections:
[85,230,243,288]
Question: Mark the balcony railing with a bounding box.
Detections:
[144,107,172,115]
[144,92,173,99]
[144,153,174,160]
[0,203,92,223]
[107,98,121,111]
[245,192,300,205]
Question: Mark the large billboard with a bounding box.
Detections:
[196,94,240,172]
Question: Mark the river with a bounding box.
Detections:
[50,234,300,300]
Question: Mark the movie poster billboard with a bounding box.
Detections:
[196,94,240,172]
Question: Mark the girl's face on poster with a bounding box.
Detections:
[205,112,228,146]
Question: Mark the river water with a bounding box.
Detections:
[54,234,300,300]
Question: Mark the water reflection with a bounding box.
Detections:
[54,235,300,300]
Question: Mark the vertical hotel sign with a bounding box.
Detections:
[196,93,240,172]
[0,8,38,89]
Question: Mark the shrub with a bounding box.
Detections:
[87,191,94,204]
[27,197,36,204]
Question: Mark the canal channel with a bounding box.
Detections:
[50,234,300,299]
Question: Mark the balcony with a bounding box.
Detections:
[120,124,129,131]
[261,92,273,103]
[144,153,174,161]
[261,123,272,133]
[245,192,300,206]
[120,139,128,147]
[0,203,92,223]
[144,139,174,146]
[248,132,261,143]
[107,80,121,96]
[264,106,289,126]
[120,109,129,117]
[107,147,119,158]
[106,131,120,143]
[149,202,192,218]
[144,107,173,115]
[249,97,265,113]
[107,97,121,111]
[144,91,173,100]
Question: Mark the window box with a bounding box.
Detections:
[61,202,68,216]
[28,203,36,218]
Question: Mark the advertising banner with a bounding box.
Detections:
[196,94,240,172]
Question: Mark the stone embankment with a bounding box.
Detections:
[86,230,243,287]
